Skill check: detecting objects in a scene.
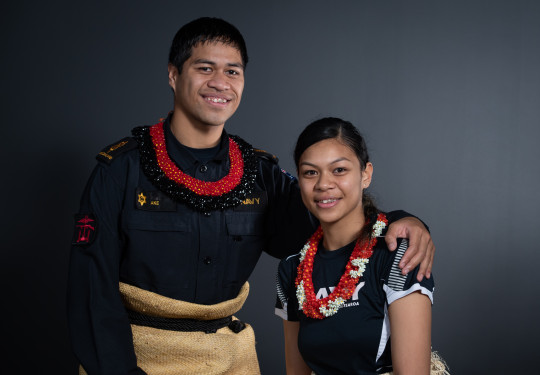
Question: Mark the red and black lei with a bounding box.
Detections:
[132,124,258,213]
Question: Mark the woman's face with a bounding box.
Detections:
[297,138,373,227]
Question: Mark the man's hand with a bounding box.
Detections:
[385,217,434,281]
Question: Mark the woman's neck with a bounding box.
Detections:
[321,214,366,251]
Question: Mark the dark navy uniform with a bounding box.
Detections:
[275,236,434,375]
[68,115,414,374]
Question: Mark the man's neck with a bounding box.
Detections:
[169,113,224,149]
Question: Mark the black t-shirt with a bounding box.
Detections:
[275,236,435,375]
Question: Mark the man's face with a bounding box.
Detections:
[168,41,245,129]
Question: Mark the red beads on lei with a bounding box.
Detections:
[295,213,388,319]
[149,122,244,196]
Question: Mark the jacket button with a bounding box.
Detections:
[199,165,208,173]
[203,256,212,265]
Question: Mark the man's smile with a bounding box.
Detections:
[204,96,230,104]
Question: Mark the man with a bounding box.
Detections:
[68,17,434,375]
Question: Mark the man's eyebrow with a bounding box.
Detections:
[193,59,216,65]
[227,62,244,69]
[192,59,244,70]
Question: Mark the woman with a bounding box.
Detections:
[275,118,448,374]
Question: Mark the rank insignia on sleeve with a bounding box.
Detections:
[254,148,279,164]
[72,214,97,246]
[96,137,137,164]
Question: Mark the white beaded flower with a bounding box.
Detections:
[319,297,345,317]
[296,281,306,310]
[349,258,369,278]
[372,219,387,237]
[298,243,310,262]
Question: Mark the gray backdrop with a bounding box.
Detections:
[3,0,539,374]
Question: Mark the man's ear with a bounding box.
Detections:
[167,63,179,92]
[362,162,373,189]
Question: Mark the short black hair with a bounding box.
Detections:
[168,17,248,74]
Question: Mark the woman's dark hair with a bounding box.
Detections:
[294,117,379,230]
[168,17,248,74]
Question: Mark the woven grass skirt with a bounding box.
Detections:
[379,351,450,375]
[309,351,450,375]
[80,282,260,375]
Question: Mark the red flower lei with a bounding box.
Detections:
[295,213,388,319]
[149,122,244,196]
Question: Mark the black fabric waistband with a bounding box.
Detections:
[127,309,246,334]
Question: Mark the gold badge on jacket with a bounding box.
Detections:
[135,188,176,211]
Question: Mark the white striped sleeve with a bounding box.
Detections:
[383,239,434,305]
[275,270,289,320]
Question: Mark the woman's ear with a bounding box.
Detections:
[362,162,373,189]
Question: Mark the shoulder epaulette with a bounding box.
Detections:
[253,148,279,164]
[96,137,138,164]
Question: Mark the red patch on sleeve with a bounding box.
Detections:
[72,214,97,245]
